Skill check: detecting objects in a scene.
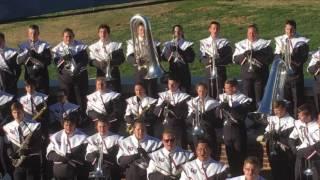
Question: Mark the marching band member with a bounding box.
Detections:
[288,104,318,180]
[3,102,42,180]
[48,90,79,134]
[88,24,125,93]
[124,82,157,135]
[217,79,253,176]
[186,82,220,158]
[0,90,14,125]
[233,24,273,107]
[161,24,195,93]
[52,28,89,112]
[0,32,21,95]
[86,117,123,180]
[264,100,295,180]
[46,113,88,180]
[308,113,320,179]
[117,121,162,180]
[307,48,320,112]
[274,20,309,117]
[154,75,190,148]
[147,129,194,180]
[200,21,233,99]
[226,156,265,180]
[126,22,161,98]
[86,77,123,133]
[17,25,51,94]
[180,139,229,180]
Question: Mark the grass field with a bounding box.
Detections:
[0,0,320,80]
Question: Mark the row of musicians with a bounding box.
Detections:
[2,19,320,116]
[1,101,266,180]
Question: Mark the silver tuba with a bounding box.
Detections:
[130,14,164,79]
[191,98,205,136]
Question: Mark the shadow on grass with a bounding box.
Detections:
[1,0,183,24]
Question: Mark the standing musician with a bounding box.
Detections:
[200,21,233,99]
[117,121,162,180]
[226,156,265,180]
[49,90,79,134]
[86,77,123,133]
[86,117,123,180]
[126,22,161,98]
[154,75,190,148]
[161,24,195,93]
[0,32,21,95]
[288,104,318,180]
[216,79,253,176]
[16,25,51,94]
[180,139,229,180]
[274,20,309,117]
[186,82,220,158]
[264,100,295,180]
[52,28,89,112]
[3,102,42,180]
[233,24,273,107]
[307,48,320,112]
[46,113,88,180]
[88,24,125,93]
[147,129,194,180]
[124,82,157,135]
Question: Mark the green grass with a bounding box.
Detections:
[1,0,320,79]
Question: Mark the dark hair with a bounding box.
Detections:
[171,24,184,38]
[11,102,23,111]
[162,128,176,138]
[96,76,107,83]
[244,156,261,169]
[134,81,145,89]
[0,32,5,41]
[298,104,312,116]
[273,100,287,109]
[195,138,210,148]
[62,112,78,126]
[24,79,36,87]
[98,24,111,34]
[196,82,208,90]
[247,23,258,33]
[133,120,146,129]
[62,28,75,38]
[225,78,238,87]
[209,21,220,29]
[168,73,180,83]
[285,19,297,30]
[94,116,110,126]
[29,24,40,32]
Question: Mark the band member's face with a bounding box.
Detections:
[96,121,109,135]
[243,163,259,180]
[12,109,24,122]
[25,85,34,94]
[285,24,295,38]
[273,107,286,118]
[63,32,74,45]
[173,26,183,39]
[133,123,145,140]
[208,24,219,38]
[64,121,76,135]
[135,85,145,97]
[28,28,39,42]
[196,143,211,161]
[96,80,106,92]
[197,86,207,98]
[247,27,257,42]
[162,133,176,151]
[298,112,311,123]
[168,80,179,92]
[224,84,236,95]
[137,25,145,38]
[57,95,67,103]
[98,28,109,41]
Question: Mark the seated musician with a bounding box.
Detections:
[154,75,190,148]
[86,116,123,180]
[46,113,88,180]
[264,100,295,180]
[307,48,320,112]
[86,77,123,133]
[0,90,14,125]
[117,121,162,180]
[180,139,229,180]
[186,82,220,157]
[147,129,194,180]
[288,104,318,180]
[3,102,42,180]
[216,79,253,176]
[308,113,320,179]
[48,90,79,134]
[124,82,157,135]
[227,156,265,180]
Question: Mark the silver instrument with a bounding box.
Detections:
[268,122,278,156]
[160,91,177,126]
[171,35,184,64]
[207,38,219,79]
[191,98,205,136]
[62,46,77,76]
[246,41,255,73]
[130,14,164,79]
[89,141,107,180]
[283,38,294,75]
[102,44,113,81]
[26,41,44,70]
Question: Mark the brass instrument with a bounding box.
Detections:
[161,91,177,126]
[102,44,113,81]
[191,98,205,136]
[62,46,78,76]
[207,38,219,79]
[130,14,164,79]
[89,141,106,179]
[170,35,184,64]
[32,98,48,121]
[25,41,44,70]
[126,99,152,134]
[268,121,278,156]
[283,38,294,75]
[302,127,315,177]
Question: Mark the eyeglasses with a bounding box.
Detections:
[163,138,175,143]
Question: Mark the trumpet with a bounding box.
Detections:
[282,38,294,75]
[191,98,205,136]
[170,35,184,64]
[102,45,113,81]
[62,47,78,76]
[268,122,278,156]
[207,38,219,79]
[161,92,177,126]
[89,141,106,179]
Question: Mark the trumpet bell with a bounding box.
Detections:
[192,126,204,136]
[304,168,313,176]
[89,169,105,179]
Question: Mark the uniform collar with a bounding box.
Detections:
[196,158,211,167]
[162,146,177,156]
